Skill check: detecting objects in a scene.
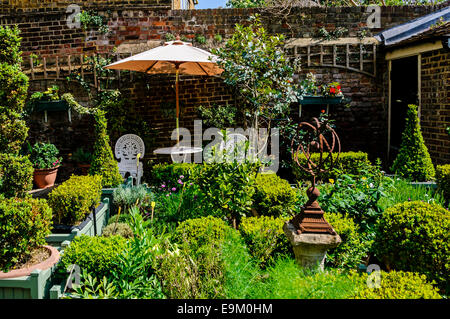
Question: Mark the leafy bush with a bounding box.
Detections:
[191,161,260,227]
[0,153,33,198]
[72,148,93,164]
[48,174,103,225]
[59,235,127,279]
[102,222,133,239]
[107,213,132,226]
[324,212,368,269]
[89,110,123,188]
[239,216,291,267]
[374,201,449,292]
[112,184,153,213]
[0,196,53,272]
[436,164,450,201]
[147,162,198,191]
[29,142,62,169]
[253,173,297,217]
[319,164,394,238]
[292,151,372,182]
[353,271,441,299]
[390,104,435,181]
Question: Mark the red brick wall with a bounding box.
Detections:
[2,4,448,173]
[421,48,450,165]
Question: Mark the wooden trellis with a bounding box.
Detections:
[287,37,379,78]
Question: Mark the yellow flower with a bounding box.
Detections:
[329,178,334,184]
[362,177,367,181]
[151,201,156,208]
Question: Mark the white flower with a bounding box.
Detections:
[369,183,374,188]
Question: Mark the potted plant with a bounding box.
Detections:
[27,85,69,113]
[298,73,345,105]
[30,142,62,189]
[71,147,93,175]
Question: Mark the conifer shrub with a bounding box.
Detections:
[374,201,449,292]
[0,196,53,272]
[0,153,33,198]
[253,173,297,217]
[48,174,103,225]
[436,164,450,201]
[89,110,124,188]
[390,104,435,181]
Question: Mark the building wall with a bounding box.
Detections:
[1,4,448,178]
[421,48,450,165]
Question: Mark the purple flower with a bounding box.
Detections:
[172,187,176,192]
[166,193,170,197]
[180,175,185,179]
[161,184,166,188]
[178,179,183,185]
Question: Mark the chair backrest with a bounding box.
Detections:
[114,134,145,168]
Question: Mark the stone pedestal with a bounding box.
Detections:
[283,221,341,271]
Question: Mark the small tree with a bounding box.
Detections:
[391,104,435,182]
[89,109,124,188]
[212,15,300,131]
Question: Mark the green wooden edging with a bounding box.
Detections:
[299,96,347,105]
[45,197,111,250]
[0,263,59,299]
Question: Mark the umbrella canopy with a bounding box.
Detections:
[105,39,223,76]
[105,38,223,144]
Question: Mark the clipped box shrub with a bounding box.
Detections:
[0,153,33,198]
[59,235,127,279]
[353,271,441,299]
[147,162,198,189]
[174,216,230,256]
[48,174,103,225]
[374,201,449,292]
[390,104,435,182]
[253,173,297,217]
[324,212,368,269]
[436,164,450,201]
[0,196,53,272]
[239,216,291,266]
[292,151,372,182]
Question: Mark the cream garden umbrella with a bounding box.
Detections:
[105,37,223,143]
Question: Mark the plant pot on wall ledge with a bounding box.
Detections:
[33,166,59,189]
[0,245,60,279]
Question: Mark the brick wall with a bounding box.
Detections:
[1,4,448,175]
[421,48,450,165]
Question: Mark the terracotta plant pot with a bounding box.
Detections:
[77,163,91,176]
[0,245,60,279]
[33,167,59,189]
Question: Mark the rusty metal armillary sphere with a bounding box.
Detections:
[290,116,341,235]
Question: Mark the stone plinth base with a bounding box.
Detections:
[283,221,341,271]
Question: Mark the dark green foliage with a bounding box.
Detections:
[0,153,33,198]
[29,142,62,169]
[436,164,450,201]
[374,201,449,292]
[72,148,93,164]
[390,104,435,182]
[197,104,237,130]
[0,196,53,272]
[239,216,291,266]
[0,25,29,155]
[324,212,368,269]
[253,173,297,217]
[353,271,441,299]
[107,213,132,226]
[89,110,123,188]
[102,222,133,239]
[59,235,127,279]
[48,175,103,225]
[292,151,373,182]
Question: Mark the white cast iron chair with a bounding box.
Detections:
[114,134,145,185]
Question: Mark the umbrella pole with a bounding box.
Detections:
[176,67,180,144]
